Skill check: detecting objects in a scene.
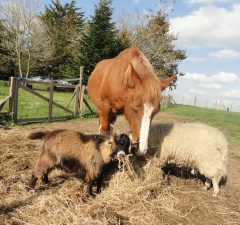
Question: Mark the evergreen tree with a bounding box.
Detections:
[76,0,130,84]
[39,0,85,78]
[0,20,15,79]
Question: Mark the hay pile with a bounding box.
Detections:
[0,137,181,225]
[1,117,240,224]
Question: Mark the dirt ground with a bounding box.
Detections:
[0,112,240,224]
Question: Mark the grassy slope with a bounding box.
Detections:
[161,104,240,158]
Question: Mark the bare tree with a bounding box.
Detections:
[0,0,41,78]
[117,0,186,80]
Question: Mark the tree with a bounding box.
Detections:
[0,0,41,78]
[117,2,186,81]
[75,0,130,84]
[0,20,13,78]
[39,0,85,78]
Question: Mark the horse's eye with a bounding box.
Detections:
[131,107,137,112]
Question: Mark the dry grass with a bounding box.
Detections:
[1,114,240,225]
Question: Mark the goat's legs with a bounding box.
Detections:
[29,152,55,188]
[96,176,103,193]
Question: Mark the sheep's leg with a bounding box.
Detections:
[212,177,220,197]
[204,178,211,190]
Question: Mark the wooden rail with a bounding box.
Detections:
[6,66,94,123]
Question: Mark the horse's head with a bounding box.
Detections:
[125,75,176,156]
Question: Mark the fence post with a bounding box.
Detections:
[78,66,84,114]
[74,85,80,116]
[79,85,85,117]
[8,77,15,114]
[48,82,54,120]
[13,78,18,123]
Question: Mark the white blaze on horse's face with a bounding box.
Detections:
[137,103,154,156]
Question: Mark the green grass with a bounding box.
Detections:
[0,84,97,125]
[161,104,240,147]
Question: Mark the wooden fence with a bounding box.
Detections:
[2,67,93,123]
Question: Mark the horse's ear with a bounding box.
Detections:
[160,75,177,91]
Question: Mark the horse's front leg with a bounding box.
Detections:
[98,101,115,134]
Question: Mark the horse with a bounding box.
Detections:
[87,47,176,156]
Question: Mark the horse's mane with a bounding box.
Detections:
[124,49,161,106]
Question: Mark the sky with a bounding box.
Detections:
[40,0,240,112]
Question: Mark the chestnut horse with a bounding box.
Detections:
[87,47,176,156]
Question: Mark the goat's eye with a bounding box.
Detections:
[120,140,125,145]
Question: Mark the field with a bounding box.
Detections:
[0,105,240,224]
[0,84,96,126]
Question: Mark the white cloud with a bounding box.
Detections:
[170,4,240,48]
[209,49,240,59]
[184,72,239,83]
[218,90,240,99]
[189,88,208,95]
[210,72,239,82]
[184,0,236,4]
[187,56,206,62]
[198,83,223,89]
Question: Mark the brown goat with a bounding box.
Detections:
[28,129,131,195]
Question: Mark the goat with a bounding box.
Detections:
[148,123,228,197]
[28,129,131,195]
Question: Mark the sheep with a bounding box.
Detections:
[28,129,131,195]
[148,123,228,197]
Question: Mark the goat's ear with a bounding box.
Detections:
[110,124,121,135]
[124,129,135,136]
[103,140,113,147]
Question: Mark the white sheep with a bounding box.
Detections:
[148,123,228,197]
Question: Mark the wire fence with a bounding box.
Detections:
[162,94,240,113]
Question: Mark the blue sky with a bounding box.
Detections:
[41,0,240,112]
